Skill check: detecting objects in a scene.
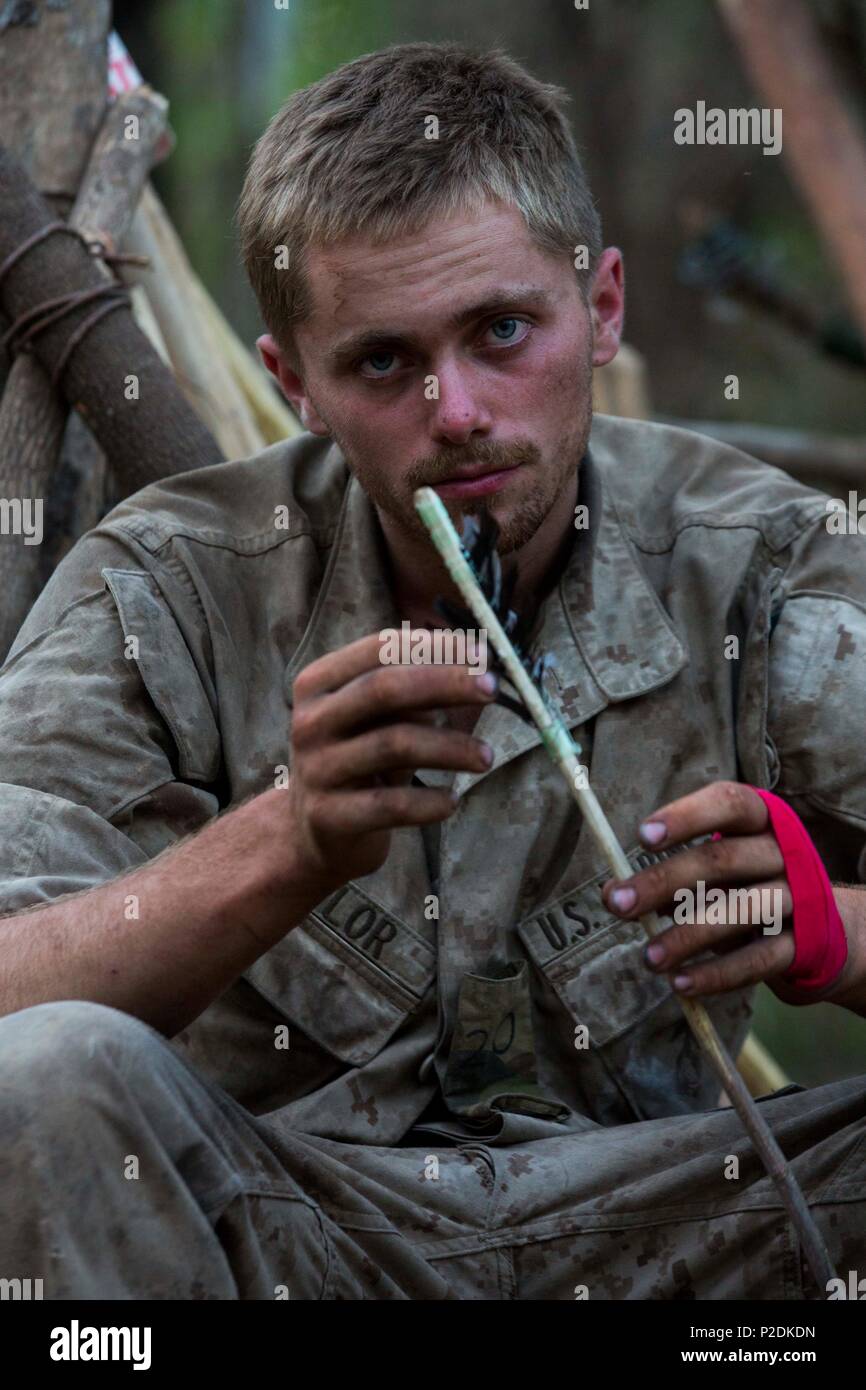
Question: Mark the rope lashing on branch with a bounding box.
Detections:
[0,221,149,389]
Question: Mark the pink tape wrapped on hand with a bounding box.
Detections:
[749,788,848,1001]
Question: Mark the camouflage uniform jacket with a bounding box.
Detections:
[1,414,864,1146]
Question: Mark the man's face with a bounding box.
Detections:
[260,201,622,554]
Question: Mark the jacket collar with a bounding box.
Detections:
[283,454,401,691]
[284,440,687,792]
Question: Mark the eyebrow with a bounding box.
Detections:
[328,285,555,368]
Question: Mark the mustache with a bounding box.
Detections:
[404,439,540,489]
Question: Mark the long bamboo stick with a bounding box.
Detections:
[414,484,836,1295]
[125,184,266,459]
[187,272,302,444]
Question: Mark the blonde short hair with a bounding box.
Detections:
[236,42,602,366]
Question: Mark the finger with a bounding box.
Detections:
[317,783,458,835]
[346,708,457,787]
[353,703,441,735]
[602,833,786,919]
[667,929,796,997]
[293,632,395,699]
[311,723,492,787]
[295,662,497,744]
[637,780,769,852]
[643,877,793,973]
[293,630,488,701]
[710,878,792,954]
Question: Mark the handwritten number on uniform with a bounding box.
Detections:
[464,1010,516,1056]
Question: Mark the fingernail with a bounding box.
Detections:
[640,821,667,846]
[646,942,665,966]
[673,974,693,992]
[611,886,636,913]
[478,741,494,766]
[476,673,497,694]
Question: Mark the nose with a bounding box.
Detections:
[429,361,493,446]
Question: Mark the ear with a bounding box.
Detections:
[588,248,625,368]
[256,333,330,436]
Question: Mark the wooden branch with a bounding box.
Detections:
[40,411,110,583]
[129,281,171,366]
[0,143,223,481]
[0,0,112,622]
[0,86,170,483]
[661,417,866,497]
[0,0,110,208]
[0,144,223,658]
[0,88,173,660]
[718,0,866,344]
[125,184,266,459]
[71,89,170,252]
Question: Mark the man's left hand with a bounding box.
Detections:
[600,781,806,1002]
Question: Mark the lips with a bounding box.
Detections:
[435,460,520,484]
[431,463,522,500]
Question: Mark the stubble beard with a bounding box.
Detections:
[314,376,594,556]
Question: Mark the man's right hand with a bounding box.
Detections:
[283,631,497,894]
[0,631,497,1036]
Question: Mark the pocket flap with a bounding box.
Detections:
[246,882,437,1068]
[102,568,220,783]
[518,838,713,1045]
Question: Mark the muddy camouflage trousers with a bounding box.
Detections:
[1,1001,864,1300]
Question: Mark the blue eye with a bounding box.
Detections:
[359,349,400,379]
[486,317,532,349]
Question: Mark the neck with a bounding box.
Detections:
[377,470,580,628]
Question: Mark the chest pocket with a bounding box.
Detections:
[518,848,673,1047]
[517,837,744,1121]
[734,563,785,791]
[245,881,437,1069]
[102,567,220,784]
